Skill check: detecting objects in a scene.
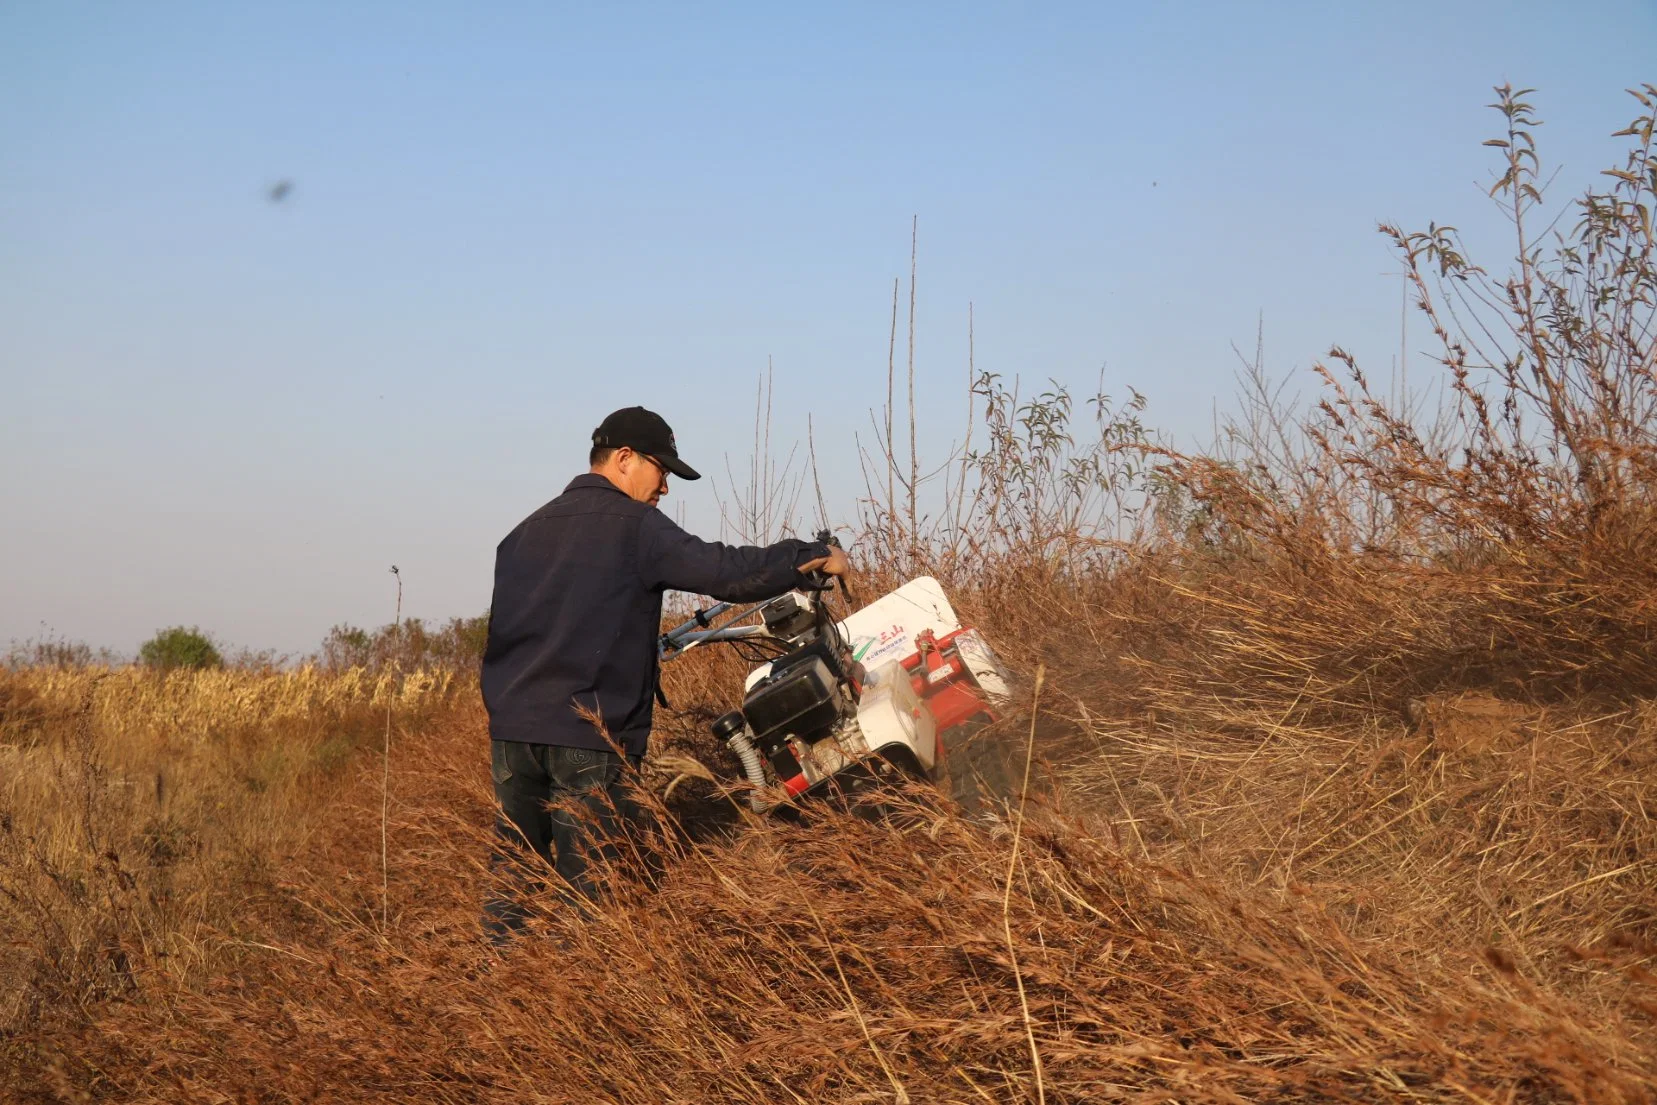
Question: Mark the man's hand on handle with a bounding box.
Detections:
[797,544,850,578]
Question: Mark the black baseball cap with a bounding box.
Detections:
[592,406,702,480]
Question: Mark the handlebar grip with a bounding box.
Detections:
[807,531,849,601]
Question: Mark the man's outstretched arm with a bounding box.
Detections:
[638,512,846,602]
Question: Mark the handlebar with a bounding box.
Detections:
[659,598,759,658]
[661,622,773,652]
[658,531,852,660]
[816,528,854,605]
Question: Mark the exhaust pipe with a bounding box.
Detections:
[713,711,767,812]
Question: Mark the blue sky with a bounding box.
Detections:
[4,2,1654,656]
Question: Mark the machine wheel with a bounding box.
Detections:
[939,715,1023,816]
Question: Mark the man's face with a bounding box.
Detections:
[615,448,669,506]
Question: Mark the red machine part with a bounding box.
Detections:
[766,738,812,796]
[781,741,811,796]
[899,627,999,734]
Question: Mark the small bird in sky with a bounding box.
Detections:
[268,179,294,203]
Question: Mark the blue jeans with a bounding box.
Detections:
[483,740,648,943]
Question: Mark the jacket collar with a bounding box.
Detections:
[565,472,628,496]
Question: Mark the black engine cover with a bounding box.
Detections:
[742,654,839,745]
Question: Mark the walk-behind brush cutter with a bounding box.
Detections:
[659,537,1018,814]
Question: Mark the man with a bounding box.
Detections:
[480,406,848,939]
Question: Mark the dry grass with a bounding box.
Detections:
[0,666,463,1057]
[9,698,1650,1103]
[2,636,1651,1101]
[4,665,455,744]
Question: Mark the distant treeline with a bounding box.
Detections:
[314,615,489,673]
[5,615,490,674]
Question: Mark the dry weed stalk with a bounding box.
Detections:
[381,564,403,933]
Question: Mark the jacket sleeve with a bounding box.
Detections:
[637,512,830,602]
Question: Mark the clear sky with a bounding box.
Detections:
[4,2,1654,657]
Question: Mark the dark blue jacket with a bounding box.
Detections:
[481,474,828,756]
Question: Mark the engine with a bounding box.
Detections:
[741,641,851,747]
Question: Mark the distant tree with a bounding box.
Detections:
[138,626,223,671]
[319,624,374,670]
[452,613,489,664]
[314,613,488,673]
[4,633,118,670]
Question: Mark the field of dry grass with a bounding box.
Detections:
[4,85,1657,1102]
[2,609,1652,1102]
[0,667,463,1028]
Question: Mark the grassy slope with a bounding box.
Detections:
[2,625,1653,1102]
